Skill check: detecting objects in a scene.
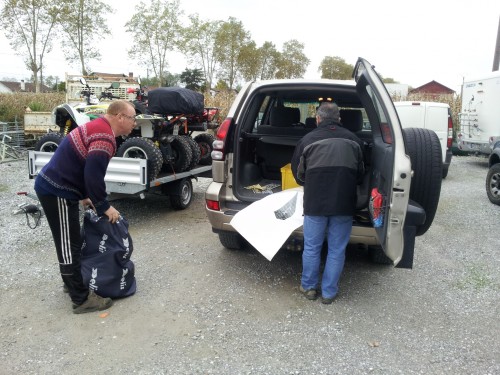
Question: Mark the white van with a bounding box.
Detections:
[394,101,453,178]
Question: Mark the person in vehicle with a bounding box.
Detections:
[34,100,137,314]
[291,102,364,304]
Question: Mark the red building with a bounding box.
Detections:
[409,80,455,98]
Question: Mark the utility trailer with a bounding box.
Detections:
[458,71,500,155]
[28,151,212,210]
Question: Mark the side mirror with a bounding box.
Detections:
[111,82,120,89]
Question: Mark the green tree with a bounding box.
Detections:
[180,68,204,91]
[258,42,280,80]
[0,0,59,92]
[58,0,112,76]
[214,17,251,89]
[276,40,309,79]
[126,0,183,87]
[182,14,220,91]
[318,56,353,80]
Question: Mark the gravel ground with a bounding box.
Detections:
[0,153,499,374]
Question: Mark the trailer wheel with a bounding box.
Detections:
[486,163,500,205]
[183,136,201,170]
[116,137,163,181]
[169,178,193,210]
[218,231,244,250]
[194,133,215,165]
[34,132,64,152]
[403,128,442,236]
[165,135,192,173]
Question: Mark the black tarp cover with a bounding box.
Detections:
[147,87,204,115]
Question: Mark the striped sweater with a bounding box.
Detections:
[35,117,116,215]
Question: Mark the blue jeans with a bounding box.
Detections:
[301,215,353,299]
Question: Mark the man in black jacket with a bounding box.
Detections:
[291,102,364,304]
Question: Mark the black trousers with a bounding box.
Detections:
[37,193,88,305]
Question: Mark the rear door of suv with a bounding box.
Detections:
[353,58,412,264]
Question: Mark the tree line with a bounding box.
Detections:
[0,0,396,93]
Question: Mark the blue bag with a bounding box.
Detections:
[81,210,137,298]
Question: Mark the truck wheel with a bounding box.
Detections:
[218,231,244,250]
[116,137,163,181]
[403,128,442,236]
[194,133,215,165]
[165,135,192,173]
[486,163,500,205]
[34,133,63,152]
[169,178,193,210]
[183,136,201,170]
[442,165,449,179]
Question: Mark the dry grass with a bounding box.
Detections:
[0,93,65,122]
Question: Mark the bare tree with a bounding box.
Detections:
[125,0,183,87]
[0,0,58,92]
[58,0,112,76]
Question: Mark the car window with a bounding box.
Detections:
[366,85,392,144]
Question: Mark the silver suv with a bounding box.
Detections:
[205,58,442,268]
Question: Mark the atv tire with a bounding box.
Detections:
[403,128,442,236]
[116,137,163,181]
[194,133,215,165]
[486,163,500,205]
[183,136,201,170]
[163,135,193,173]
[34,132,64,152]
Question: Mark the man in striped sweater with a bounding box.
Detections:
[35,100,137,314]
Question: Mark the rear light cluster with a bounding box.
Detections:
[447,115,453,149]
[206,199,220,211]
[211,117,232,161]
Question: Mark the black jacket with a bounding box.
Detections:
[291,120,364,216]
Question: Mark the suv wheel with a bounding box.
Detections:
[486,163,500,205]
[403,128,442,236]
[218,232,244,250]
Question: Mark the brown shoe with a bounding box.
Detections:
[72,291,113,314]
[299,286,318,300]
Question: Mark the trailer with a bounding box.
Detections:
[458,71,500,155]
[27,151,212,210]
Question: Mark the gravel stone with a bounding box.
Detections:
[0,154,499,374]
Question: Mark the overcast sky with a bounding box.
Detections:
[1,0,499,92]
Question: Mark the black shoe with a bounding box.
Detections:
[299,286,318,300]
[321,296,336,305]
[72,291,113,314]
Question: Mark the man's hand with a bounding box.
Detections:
[80,198,95,211]
[104,206,120,224]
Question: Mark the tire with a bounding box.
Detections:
[116,137,163,181]
[34,132,63,152]
[368,245,393,265]
[442,165,449,179]
[403,128,442,236]
[169,178,193,210]
[194,133,215,165]
[218,231,244,250]
[164,135,192,173]
[486,163,500,205]
[183,136,201,170]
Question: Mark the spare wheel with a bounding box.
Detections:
[403,128,442,236]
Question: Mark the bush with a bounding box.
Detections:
[0,92,65,122]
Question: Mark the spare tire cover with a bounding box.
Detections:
[403,127,442,236]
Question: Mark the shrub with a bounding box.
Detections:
[0,93,65,122]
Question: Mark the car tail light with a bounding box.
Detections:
[211,117,232,161]
[206,199,220,211]
[447,115,453,149]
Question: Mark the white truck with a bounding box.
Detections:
[394,101,453,178]
[458,71,500,155]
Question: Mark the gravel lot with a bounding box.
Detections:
[0,153,499,374]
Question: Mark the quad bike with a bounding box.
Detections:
[34,77,122,152]
[119,86,220,180]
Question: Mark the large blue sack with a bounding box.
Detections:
[81,210,136,299]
